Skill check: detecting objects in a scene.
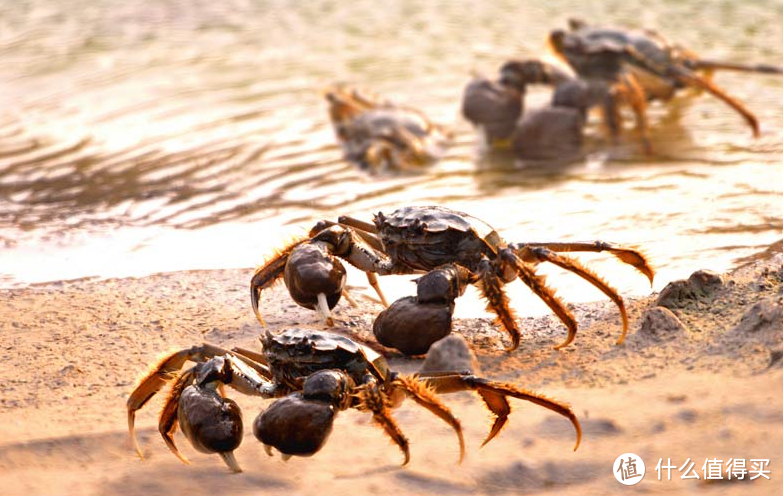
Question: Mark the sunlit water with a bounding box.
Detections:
[1,0,782,316]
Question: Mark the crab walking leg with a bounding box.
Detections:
[475,259,521,351]
[419,373,582,451]
[686,58,783,75]
[513,241,655,285]
[336,215,379,235]
[501,251,578,350]
[251,238,308,326]
[365,272,390,307]
[672,67,760,137]
[158,370,195,464]
[515,246,629,344]
[341,288,359,308]
[393,375,465,463]
[355,384,411,465]
[617,74,653,154]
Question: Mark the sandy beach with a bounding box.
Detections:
[1,252,782,496]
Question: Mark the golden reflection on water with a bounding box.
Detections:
[1,1,782,313]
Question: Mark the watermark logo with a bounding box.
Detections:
[614,453,646,485]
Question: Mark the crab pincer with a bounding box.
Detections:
[284,242,347,326]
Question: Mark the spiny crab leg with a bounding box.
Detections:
[496,251,579,351]
[250,238,308,326]
[419,372,582,451]
[158,370,195,464]
[516,246,629,344]
[393,375,465,463]
[671,67,760,137]
[475,259,522,351]
[354,383,410,465]
[515,241,655,285]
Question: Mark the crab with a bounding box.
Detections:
[251,206,654,352]
[324,85,450,172]
[127,328,582,471]
[545,19,774,152]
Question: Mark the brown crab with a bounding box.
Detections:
[251,206,654,352]
[546,19,778,151]
[324,85,450,172]
[127,328,581,471]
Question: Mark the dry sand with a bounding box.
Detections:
[1,253,782,496]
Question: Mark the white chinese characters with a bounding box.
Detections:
[653,457,771,481]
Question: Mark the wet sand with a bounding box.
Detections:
[1,254,782,495]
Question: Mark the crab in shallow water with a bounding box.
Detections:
[324,85,450,172]
[544,19,777,152]
[251,206,654,352]
[127,328,581,471]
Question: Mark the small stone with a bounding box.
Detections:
[637,307,688,340]
[420,335,477,374]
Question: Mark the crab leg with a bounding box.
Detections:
[336,215,378,234]
[512,241,655,285]
[418,373,582,451]
[615,73,653,154]
[393,374,465,463]
[354,383,410,465]
[686,58,783,75]
[513,246,629,344]
[671,67,760,137]
[475,258,522,351]
[158,369,195,464]
[499,251,579,351]
[250,238,308,326]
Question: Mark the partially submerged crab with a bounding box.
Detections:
[546,19,776,151]
[324,85,450,172]
[251,206,654,352]
[127,328,581,471]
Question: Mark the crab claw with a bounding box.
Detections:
[251,238,309,327]
[253,394,337,458]
[283,243,347,326]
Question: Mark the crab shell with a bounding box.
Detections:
[260,328,389,390]
[565,25,681,99]
[373,206,505,273]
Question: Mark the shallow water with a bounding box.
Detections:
[1,1,782,315]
